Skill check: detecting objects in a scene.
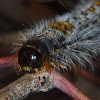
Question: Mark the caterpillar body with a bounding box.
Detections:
[14,0,100,73]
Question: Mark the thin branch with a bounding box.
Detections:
[0,74,41,100]
[0,69,91,100]
[50,70,91,100]
[0,55,17,67]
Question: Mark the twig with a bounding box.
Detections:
[0,71,50,100]
[0,55,17,67]
[0,68,91,100]
[50,70,91,100]
[0,74,40,100]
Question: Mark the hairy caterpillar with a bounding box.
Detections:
[13,0,100,74]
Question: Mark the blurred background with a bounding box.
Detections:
[0,0,100,100]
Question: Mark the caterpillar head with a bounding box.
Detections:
[18,39,49,73]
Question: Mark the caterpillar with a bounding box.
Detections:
[13,0,100,74]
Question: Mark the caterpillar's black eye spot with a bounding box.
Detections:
[18,39,49,72]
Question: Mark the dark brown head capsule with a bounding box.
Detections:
[18,39,49,72]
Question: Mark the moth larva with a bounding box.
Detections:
[13,0,100,74]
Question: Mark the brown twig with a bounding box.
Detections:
[0,55,17,67]
[50,70,91,100]
[0,69,50,100]
[0,70,91,100]
[0,74,41,100]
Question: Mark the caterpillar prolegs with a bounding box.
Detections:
[13,0,100,73]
